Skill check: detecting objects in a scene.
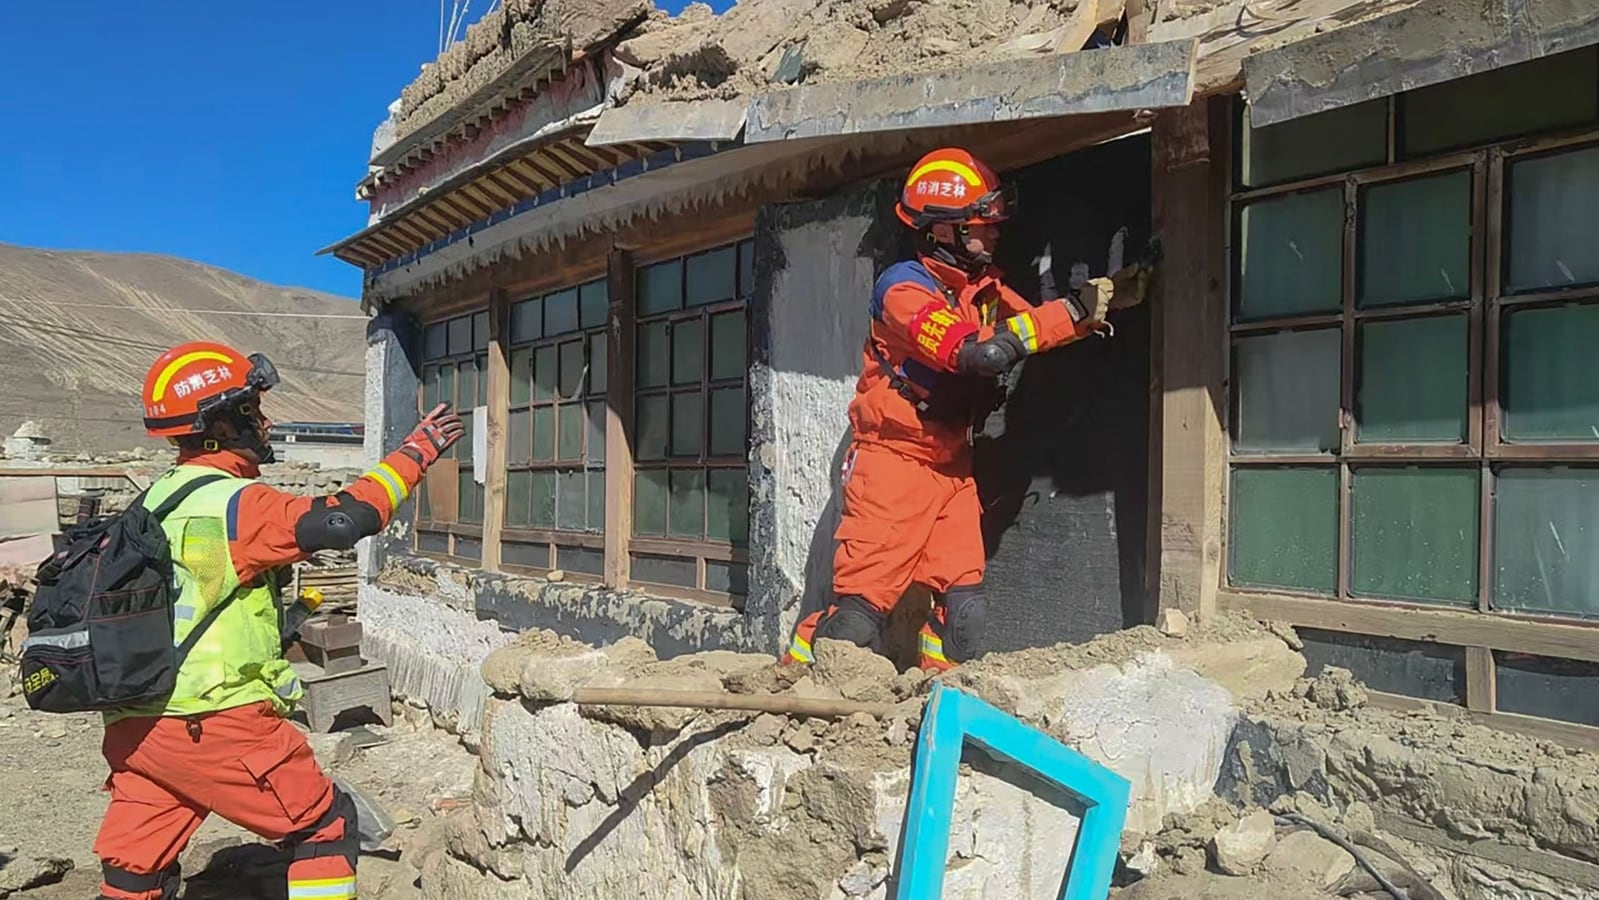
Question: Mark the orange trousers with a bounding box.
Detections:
[786,441,984,670]
[95,702,356,900]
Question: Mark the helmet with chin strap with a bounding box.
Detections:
[896,147,1014,272]
[142,341,281,462]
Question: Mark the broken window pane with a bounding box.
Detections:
[738,240,755,297]
[558,470,586,532]
[511,297,542,343]
[1356,315,1468,443]
[633,470,668,536]
[509,348,532,406]
[422,365,440,411]
[1401,48,1599,158]
[631,553,696,588]
[507,409,531,465]
[587,401,607,465]
[424,323,448,360]
[706,561,750,596]
[437,365,456,410]
[1299,628,1465,705]
[558,404,584,461]
[672,392,704,458]
[1233,328,1341,453]
[1240,99,1389,189]
[533,346,556,402]
[532,406,555,462]
[558,339,585,399]
[545,288,579,336]
[672,319,704,386]
[530,471,556,529]
[457,362,476,412]
[588,333,608,395]
[1350,466,1479,605]
[708,468,748,546]
[635,395,669,461]
[587,470,606,532]
[1493,467,1599,619]
[1501,303,1599,441]
[1506,144,1599,293]
[637,322,670,388]
[638,259,683,315]
[458,403,474,465]
[687,246,737,306]
[710,387,745,457]
[476,354,488,405]
[1229,466,1339,593]
[457,468,477,523]
[1359,170,1471,307]
[447,316,472,356]
[669,468,707,540]
[710,311,746,381]
[473,311,489,350]
[1495,652,1599,727]
[505,470,531,527]
[579,279,608,329]
[1237,188,1344,321]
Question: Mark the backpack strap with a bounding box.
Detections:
[148,474,230,521]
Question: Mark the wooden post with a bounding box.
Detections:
[1151,97,1230,621]
[604,247,636,590]
[481,289,509,572]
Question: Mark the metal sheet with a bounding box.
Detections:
[586,98,747,146]
[1244,0,1599,127]
[745,40,1197,143]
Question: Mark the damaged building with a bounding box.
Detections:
[319,0,1599,894]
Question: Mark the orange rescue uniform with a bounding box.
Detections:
[787,254,1096,670]
[95,447,425,900]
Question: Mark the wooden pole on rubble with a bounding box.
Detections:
[569,686,900,720]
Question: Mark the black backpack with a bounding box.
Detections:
[19,474,229,713]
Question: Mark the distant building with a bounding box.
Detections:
[268,422,365,469]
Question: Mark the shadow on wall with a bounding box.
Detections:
[976,133,1155,652]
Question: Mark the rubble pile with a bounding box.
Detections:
[415,615,1306,899]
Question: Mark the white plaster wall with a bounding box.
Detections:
[359,586,513,734]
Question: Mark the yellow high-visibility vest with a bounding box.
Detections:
[106,465,301,722]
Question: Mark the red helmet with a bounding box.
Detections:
[142,341,279,437]
[895,148,1012,229]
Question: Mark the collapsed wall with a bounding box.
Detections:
[414,615,1307,899]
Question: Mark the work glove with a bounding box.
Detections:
[401,403,466,466]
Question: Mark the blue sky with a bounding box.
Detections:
[0,2,704,300]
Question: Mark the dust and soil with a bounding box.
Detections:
[0,685,474,900]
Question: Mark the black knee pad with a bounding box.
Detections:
[814,595,887,654]
[940,584,988,663]
[288,785,360,871]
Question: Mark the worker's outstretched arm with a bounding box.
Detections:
[227,404,464,584]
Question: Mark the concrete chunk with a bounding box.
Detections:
[1265,829,1355,889]
[1212,810,1277,875]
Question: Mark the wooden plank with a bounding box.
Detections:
[1152,97,1230,621]
[1244,0,1599,127]
[745,39,1197,143]
[1186,0,1407,96]
[480,290,510,572]
[1218,589,1599,663]
[1465,645,1497,713]
[586,98,748,146]
[603,248,636,591]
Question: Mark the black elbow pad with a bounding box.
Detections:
[954,331,1026,377]
[294,493,383,552]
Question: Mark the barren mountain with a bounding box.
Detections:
[0,243,366,454]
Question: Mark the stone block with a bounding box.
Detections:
[1212,810,1277,875]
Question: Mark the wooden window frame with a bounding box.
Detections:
[416,308,490,563]
[501,279,610,581]
[627,239,754,608]
[1220,93,1599,734]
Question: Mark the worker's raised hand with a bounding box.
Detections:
[401,403,466,466]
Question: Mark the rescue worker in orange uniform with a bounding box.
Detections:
[785,148,1149,672]
[94,341,463,900]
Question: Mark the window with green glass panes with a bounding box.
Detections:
[633,238,753,598]
[1235,188,1344,321]
[1225,46,1599,627]
[504,279,608,542]
[417,310,489,537]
